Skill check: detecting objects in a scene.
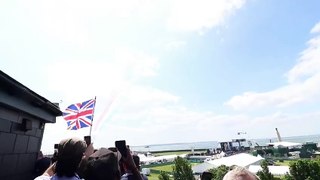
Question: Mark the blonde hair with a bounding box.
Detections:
[223,166,260,180]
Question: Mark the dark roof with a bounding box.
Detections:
[0,70,62,116]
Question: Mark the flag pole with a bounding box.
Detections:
[89,96,97,137]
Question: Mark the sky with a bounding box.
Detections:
[1,0,320,154]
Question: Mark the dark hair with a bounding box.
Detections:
[55,138,87,177]
[85,151,121,180]
[201,171,213,180]
[55,158,83,177]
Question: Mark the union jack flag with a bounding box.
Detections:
[63,99,96,130]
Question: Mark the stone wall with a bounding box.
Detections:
[0,105,45,180]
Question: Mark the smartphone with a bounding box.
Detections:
[115,140,127,158]
[54,144,59,150]
[84,136,91,146]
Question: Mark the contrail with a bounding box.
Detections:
[92,91,118,133]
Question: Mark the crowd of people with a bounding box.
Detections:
[33,137,259,180]
[33,137,147,180]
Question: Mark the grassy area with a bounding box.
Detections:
[152,150,205,156]
[147,173,170,180]
[144,164,174,180]
[151,164,174,172]
[142,161,200,180]
[152,151,190,156]
[274,159,295,166]
[275,160,290,166]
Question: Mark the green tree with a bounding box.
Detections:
[208,165,229,180]
[257,160,274,180]
[281,173,294,180]
[172,156,195,180]
[159,171,170,180]
[287,159,320,180]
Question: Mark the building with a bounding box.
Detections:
[0,70,62,180]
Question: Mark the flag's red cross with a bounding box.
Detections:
[63,99,96,130]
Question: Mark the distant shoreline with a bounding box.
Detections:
[131,134,320,152]
[136,149,208,153]
[132,133,320,147]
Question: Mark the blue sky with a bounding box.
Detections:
[1,0,320,153]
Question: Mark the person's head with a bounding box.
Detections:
[223,166,259,180]
[201,171,213,180]
[84,148,122,180]
[55,137,87,177]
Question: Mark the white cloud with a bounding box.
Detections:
[1,0,248,152]
[91,97,320,147]
[114,48,159,78]
[42,97,320,154]
[311,21,320,33]
[167,0,246,33]
[41,43,320,151]
[226,22,320,110]
[9,0,245,47]
[287,36,320,83]
[166,40,187,50]
[45,47,158,97]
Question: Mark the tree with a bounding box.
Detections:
[288,159,320,180]
[281,173,294,180]
[208,165,229,180]
[257,160,274,180]
[159,171,170,180]
[172,156,195,180]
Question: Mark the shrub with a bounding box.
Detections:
[172,156,195,180]
[159,171,170,180]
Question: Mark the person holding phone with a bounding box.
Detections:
[115,140,144,180]
[121,155,148,180]
[34,138,87,180]
[82,141,143,180]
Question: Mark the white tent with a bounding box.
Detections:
[249,165,290,176]
[208,153,264,168]
[192,162,216,174]
[192,153,264,173]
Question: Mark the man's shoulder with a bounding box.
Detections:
[120,173,131,180]
[35,175,80,180]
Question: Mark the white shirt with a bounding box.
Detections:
[34,174,81,180]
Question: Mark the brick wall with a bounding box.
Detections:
[0,106,45,180]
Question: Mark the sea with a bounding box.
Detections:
[131,134,320,152]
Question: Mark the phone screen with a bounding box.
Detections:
[115,140,127,158]
[84,136,91,146]
[54,144,59,150]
